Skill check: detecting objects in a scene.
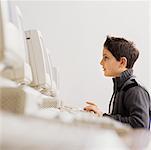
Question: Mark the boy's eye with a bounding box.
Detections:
[103,56,109,60]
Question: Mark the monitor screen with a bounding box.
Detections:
[7,0,18,27]
[0,0,23,64]
[0,0,32,83]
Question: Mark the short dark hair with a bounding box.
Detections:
[103,36,139,68]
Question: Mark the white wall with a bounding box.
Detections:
[14,1,150,112]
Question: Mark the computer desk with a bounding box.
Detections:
[1,111,151,150]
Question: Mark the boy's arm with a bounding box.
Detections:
[103,86,150,128]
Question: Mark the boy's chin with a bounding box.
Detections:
[104,73,111,77]
[104,72,114,77]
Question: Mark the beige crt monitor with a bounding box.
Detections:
[25,30,62,108]
[0,0,32,84]
[0,0,41,114]
[25,30,53,95]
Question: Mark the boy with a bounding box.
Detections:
[84,36,151,129]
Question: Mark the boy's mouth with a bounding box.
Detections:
[102,68,106,71]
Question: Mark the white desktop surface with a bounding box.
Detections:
[1,111,151,150]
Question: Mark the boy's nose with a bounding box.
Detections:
[100,59,103,65]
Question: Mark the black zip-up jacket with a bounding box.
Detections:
[103,69,151,129]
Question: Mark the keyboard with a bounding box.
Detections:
[32,106,98,123]
[30,106,132,135]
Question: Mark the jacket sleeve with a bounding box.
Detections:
[103,86,150,129]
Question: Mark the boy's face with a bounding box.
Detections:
[100,48,127,77]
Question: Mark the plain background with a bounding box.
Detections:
[14,0,150,112]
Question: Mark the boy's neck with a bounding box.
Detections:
[114,68,128,78]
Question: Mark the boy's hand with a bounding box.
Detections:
[83,101,103,117]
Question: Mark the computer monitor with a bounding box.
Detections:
[45,49,59,97]
[25,30,53,94]
[0,0,32,84]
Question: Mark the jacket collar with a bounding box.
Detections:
[112,69,134,92]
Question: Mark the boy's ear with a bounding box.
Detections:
[119,57,127,68]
